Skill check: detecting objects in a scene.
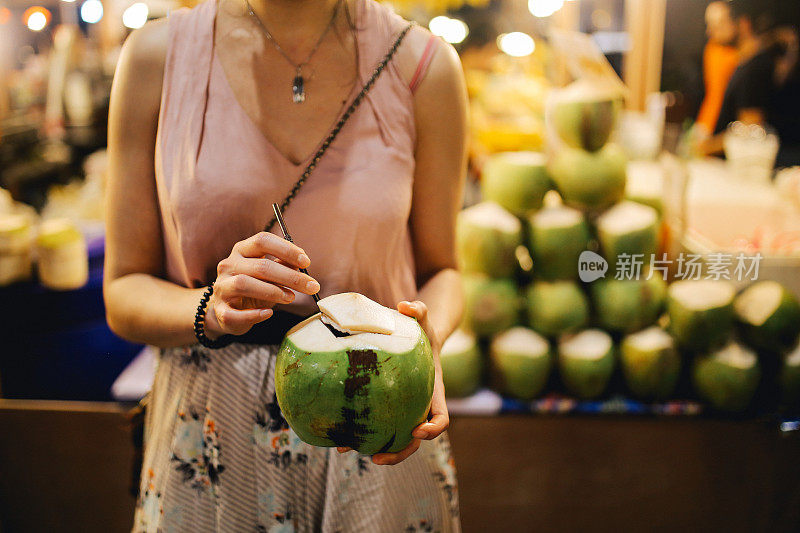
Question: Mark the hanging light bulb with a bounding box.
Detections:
[80,0,103,24]
[497,32,535,57]
[122,2,149,29]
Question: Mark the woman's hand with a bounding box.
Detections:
[337,299,449,466]
[205,232,321,339]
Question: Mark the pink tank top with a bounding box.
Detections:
[155,0,436,313]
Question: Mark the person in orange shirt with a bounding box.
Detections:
[696,1,739,134]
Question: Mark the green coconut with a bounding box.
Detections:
[548,143,627,211]
[625,161,664,215]
[692,341,761,412]
[481,152,552,216]
[667,280,736,352]
[489,327,552,400]
[558,329,616,400]
[456,202,523,278]
[462,274,520,337]
[596,201,660,270]
[780,339,800,409]
[526,205,590,280]
[524,280,589,337]
[275,293,434,455]
[591,274,667,333]
[551,80,623,152]
[440,329,483,398]
[620,326,680,400]
[734,281,800,353]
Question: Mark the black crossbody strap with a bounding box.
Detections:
[264,21,416,232]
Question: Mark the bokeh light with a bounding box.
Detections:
[428,15,469,44]
[497,32,535,57]
[122,2,149,29]
[528,0,564,18]
[80,0,103,24]
[23,6,51,31]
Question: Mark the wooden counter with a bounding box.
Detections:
[1,400,798,532]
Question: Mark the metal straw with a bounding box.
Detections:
[272,203,320,303]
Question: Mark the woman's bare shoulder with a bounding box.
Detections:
[114,18,169,100]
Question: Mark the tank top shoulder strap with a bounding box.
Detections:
[158,0,217,182]
[409,34,438,94]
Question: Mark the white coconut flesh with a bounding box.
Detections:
[561,329,612,360]
[460,202,521,234]
[597,201,658,236]
[712,342,758,370]
[669,280,736,311]
[532,205,583,229]
[626,161,663,198]
[495,151,547,168]
[441,329,477,356]
[317,292,395,335]
[288,310,420,353]
[626,326,674,351]
[493,327,549,357]
[555,79,622,104]
[734,281,784,326]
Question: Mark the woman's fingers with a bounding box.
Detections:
[233,232,310,268]
[218,274,295,305]
[212,301,272,336]
[371,438,421,466]
[412,412,449,440]
[397,300,428,321]
[412,377,449,440]
[229,257,320,295]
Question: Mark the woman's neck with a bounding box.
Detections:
[248,0,344,46]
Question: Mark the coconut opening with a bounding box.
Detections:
[287,311,420,353]
[596,201,658,235]
[713,342,758,369]
[669,280,736,311]
[560,329,612,360]
[495,151,547,167]
[555,79,623,104]
[441,329,477,355]
[493,327,549,357]
[460,202,521,234]
[627,326,673,351]
[734,281,784,327]
[531,205,583,228]
[317,292,395,335]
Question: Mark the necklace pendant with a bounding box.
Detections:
[292,74,305,104]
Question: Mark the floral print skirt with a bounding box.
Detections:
[133,343,460,533]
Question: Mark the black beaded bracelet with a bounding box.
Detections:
[193,285,234,349]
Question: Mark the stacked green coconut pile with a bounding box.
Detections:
[441,81,800,413]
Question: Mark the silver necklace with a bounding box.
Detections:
[245,0,342,103]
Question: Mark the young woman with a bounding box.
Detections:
[103,0,467,530]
